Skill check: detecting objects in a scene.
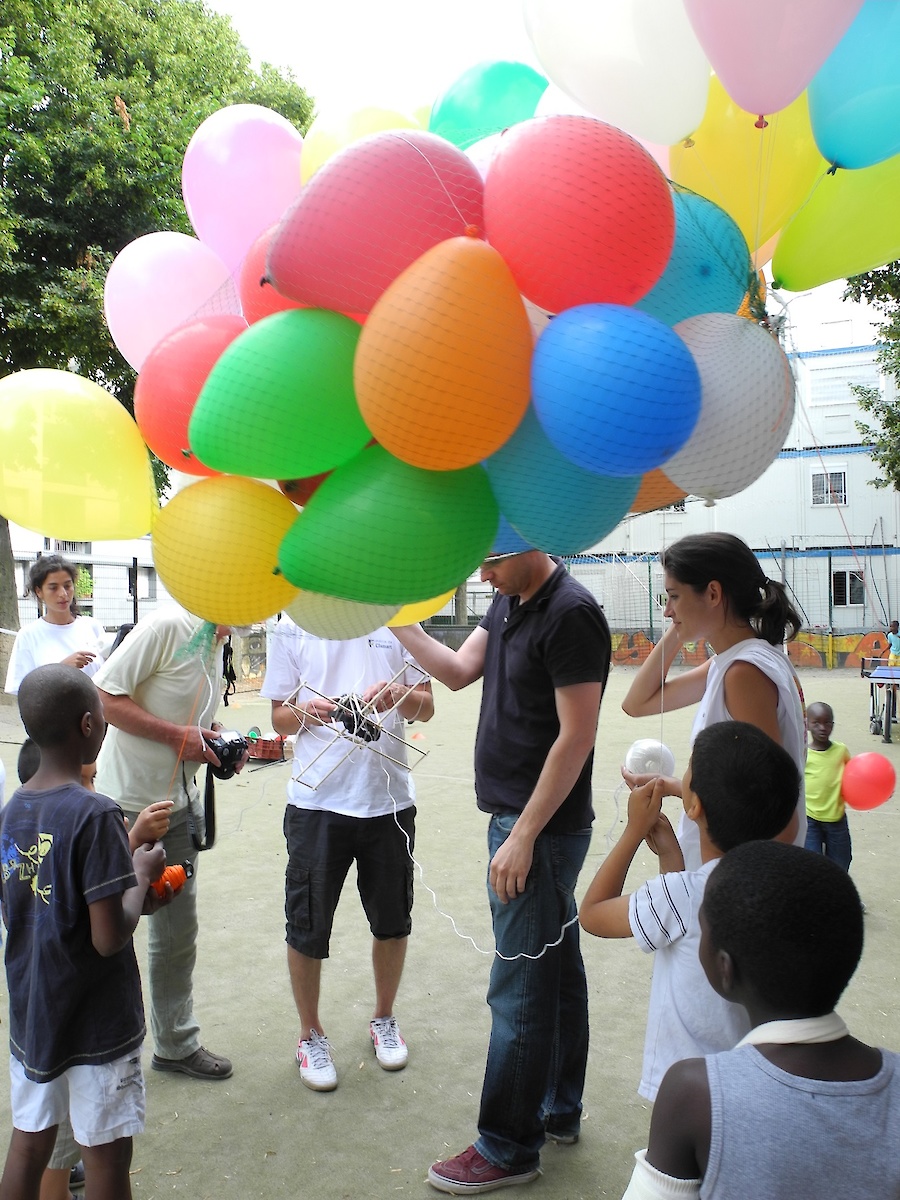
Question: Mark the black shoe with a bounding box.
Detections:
[69,1160,85,1191]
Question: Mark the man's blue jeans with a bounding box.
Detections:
[475,813,592,1172]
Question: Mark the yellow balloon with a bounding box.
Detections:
[0,369,156,539]
[300,106,419,183]
[152,476,299,625]
[669,78,826,253]
[388,589,456,626]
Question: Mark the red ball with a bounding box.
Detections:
[841,753,895,811]
[484,115,675,313]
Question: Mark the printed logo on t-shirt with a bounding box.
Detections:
[1,832,53,904]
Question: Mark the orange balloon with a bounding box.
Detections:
[737,270,767,321]
[239,226,307,325]
[354,236,532,471]
[630,470,686,514]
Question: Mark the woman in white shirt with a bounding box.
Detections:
[4,554,107,695]
[622,532,807,869]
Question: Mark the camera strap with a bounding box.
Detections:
[184,764,216,852]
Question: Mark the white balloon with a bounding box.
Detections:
[285,592,400,641]
[523,0,710,144]
[624,739,676,776]
[665,313,795,501]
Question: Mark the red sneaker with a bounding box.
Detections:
[427,1145,540,1194]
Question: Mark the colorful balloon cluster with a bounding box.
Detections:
[6,1,898,636]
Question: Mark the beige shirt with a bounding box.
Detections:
[94,608,222,816]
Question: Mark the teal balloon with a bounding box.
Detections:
[635,190,751,326]
[485,407,640,555]
[810,1,900,170]
[278,444,498,604]
[429,60,548,150]
[188,309,370,479]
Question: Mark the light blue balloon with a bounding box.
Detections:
[809,1,900,170]
[635,190,751,326]
[484,407,640,555]
[531,305,701,478]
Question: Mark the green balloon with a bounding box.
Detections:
[429,60,548,151]
[278,444,499,604]
[188,309,370,478]
[773,154,900,291]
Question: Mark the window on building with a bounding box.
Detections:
[832,570,864,607]
[128,565,157,600]
[812,470,847,506]
[808,361,879,405]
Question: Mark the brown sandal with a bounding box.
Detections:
[151,1046,233,1079]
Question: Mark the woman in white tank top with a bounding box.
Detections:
[622,533,807,869]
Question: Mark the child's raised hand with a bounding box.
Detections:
[626,777,667,836]
[645,812,677,857]
[129,800,174,850]
[622,766,683,797]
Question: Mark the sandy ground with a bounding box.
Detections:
[0,665,897,1199]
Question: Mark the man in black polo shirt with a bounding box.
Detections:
[393,549,610,1194]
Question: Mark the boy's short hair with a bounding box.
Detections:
[16,738,41,785]
[703,840,863,1013]
[17,664,99,748]
[690,721,799,852]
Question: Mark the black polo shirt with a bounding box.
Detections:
[475,562,611,833]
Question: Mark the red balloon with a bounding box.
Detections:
[841,752,896,811]
[134,314,247,473]
[277,472,331,505]
[239,226,307,325]
[267,129,484,315]
[484,115,675,313]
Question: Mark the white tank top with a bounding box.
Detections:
[678,638,808,870]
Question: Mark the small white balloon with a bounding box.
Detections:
[624,738,676,776]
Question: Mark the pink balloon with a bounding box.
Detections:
[267,129,484,314]
[683,0,865,117]
[182,105,304,275]
[104,232,240,372]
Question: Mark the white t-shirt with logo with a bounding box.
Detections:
[261,618,424,818]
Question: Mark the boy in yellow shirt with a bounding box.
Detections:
[804,701,852,871]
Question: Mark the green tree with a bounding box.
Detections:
[846,262,900,490]
[0,0,314,631]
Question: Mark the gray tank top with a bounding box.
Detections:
[702,1044,900,1199]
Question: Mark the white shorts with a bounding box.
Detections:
[9,1050,145,1147]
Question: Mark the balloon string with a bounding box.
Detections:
[392,133,478,235]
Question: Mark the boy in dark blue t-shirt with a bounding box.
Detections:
[0,664,169,1200]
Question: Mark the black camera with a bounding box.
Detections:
[334,694,381,743]
[204,730,249,779]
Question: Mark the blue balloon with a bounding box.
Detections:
[635,190,751,326]
[490,514,534,556]
[484,407,640,555]
[809,1,900,170]
[531,305,701,478]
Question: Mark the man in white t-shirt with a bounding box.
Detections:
[260,616,433,1093]
[94,606,235,1081]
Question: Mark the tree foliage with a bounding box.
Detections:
[0,0,314,629]
[846,263,900,490]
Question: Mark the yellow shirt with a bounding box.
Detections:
[804,741,851,823]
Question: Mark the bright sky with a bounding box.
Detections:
[207,0,540,116]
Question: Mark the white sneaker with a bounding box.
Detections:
[296,1030,337,1091]
[370,1016,408,1070]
